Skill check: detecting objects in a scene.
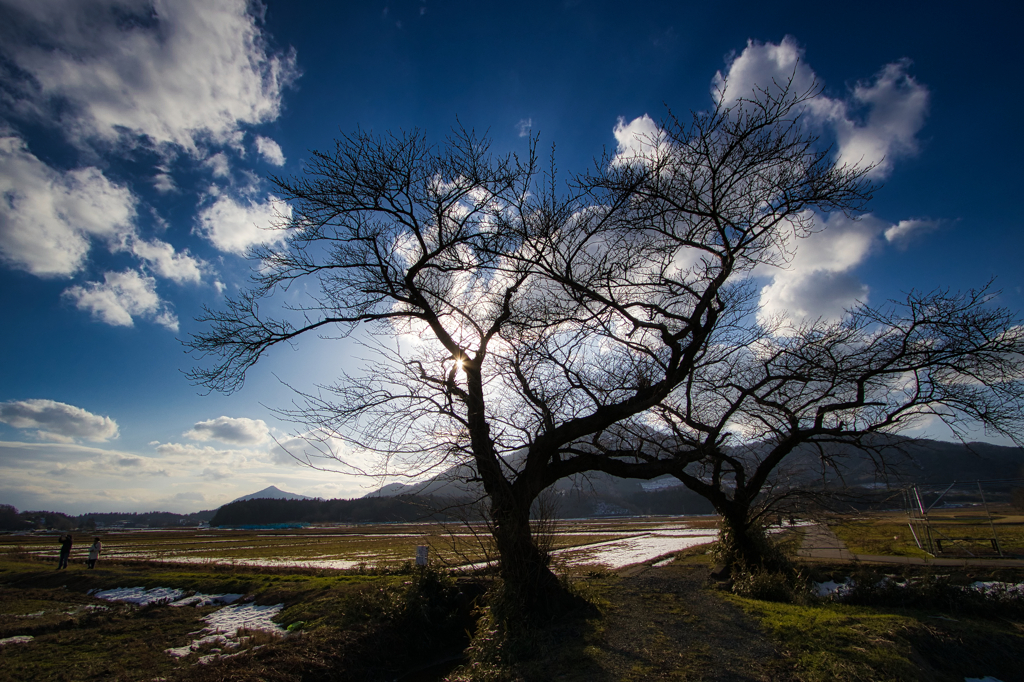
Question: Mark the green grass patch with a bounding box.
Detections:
[728,594,1024,682]
[829,519,931,558]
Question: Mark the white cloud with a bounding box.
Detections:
[255,136,285,165]
[0,0,299,153]
[185,416,270,445]
[516,119,532,138]
[883,218,939,249]
[195,191,291,255]
[63,269,179,331]
[130,237,205,284]
[0,399,119,442]
[0,135,136,277]
[757,213,889,325]
[714,38,928,179]
[611,114,664,166]
[713,36,817,110]
[0,438,362,514]
[833,61,929,178]
[205,152,232,178]
[152,173,176,193]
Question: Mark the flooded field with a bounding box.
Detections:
[0,516,721,571]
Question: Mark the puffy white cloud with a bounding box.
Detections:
[0,399,119,442]
[185,416,270,445]
[62,269,179,331]
[713,36,818,110]
[0,135,136,276]
[833,61,929,178]
[129,237,205,284]
[714,38,929,179]
[611,114,664,165]
[757,213,889,325]
[195,190,291,255]
[516,119,532,138]
[255,136,285,165]
[883,218,939,249]
[0,0,298,153]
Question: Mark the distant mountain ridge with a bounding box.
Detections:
[231,486,312,503]
[362,438,1024,501]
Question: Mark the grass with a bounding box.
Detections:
[829,507,1024,559]
[0,555,474,681]
[828,519,932,558]
[728,593,1024,682]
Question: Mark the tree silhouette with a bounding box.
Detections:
[190,80,890,602]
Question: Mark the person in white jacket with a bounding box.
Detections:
[87,537,102,569]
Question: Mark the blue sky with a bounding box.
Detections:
[0,0,1020,513]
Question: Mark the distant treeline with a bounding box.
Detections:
[210,487,720,526]
[0,504,217,531]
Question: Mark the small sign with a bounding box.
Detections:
[415,545,428,566]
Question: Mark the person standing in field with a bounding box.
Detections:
[57,534,72,569]
[87,537,102,569]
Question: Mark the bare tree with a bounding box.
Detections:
[187,81,874,604]
[605,286,1024,568]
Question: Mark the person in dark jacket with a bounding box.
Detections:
[58,534,72,570]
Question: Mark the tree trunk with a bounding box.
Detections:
[717,499,775,570]
[489,489,564,610]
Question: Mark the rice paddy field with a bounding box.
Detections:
[0,516,723,572]
[829,505,1024,559]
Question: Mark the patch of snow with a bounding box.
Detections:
[814,580,855,598]
[170,593,245,608]
[0,635,33,646]
[165,602,286,660]
[94,587,185,605]
[651,557,674,567]
[128,555,364,570]
[969,582,1024,597]
[554,531,718,569]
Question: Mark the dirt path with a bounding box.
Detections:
[796,524,854,561]
[584,562,783,681]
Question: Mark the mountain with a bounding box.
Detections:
[231,486,312,503]
[363,438,1024,503]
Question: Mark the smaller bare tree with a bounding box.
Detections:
[645,286,1024,568]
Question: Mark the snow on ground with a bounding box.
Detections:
[553,530,719,569]
[170,593,244,607]
[141,556,365,570]
[0,636,33,646]
[813,578,1024,601]
[93,587,246,608]
[813,580,854,598]
[165,602,286,661]
[970,582,1024,596]
[92,587,185,605]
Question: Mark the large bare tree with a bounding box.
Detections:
[188,82,875,602]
